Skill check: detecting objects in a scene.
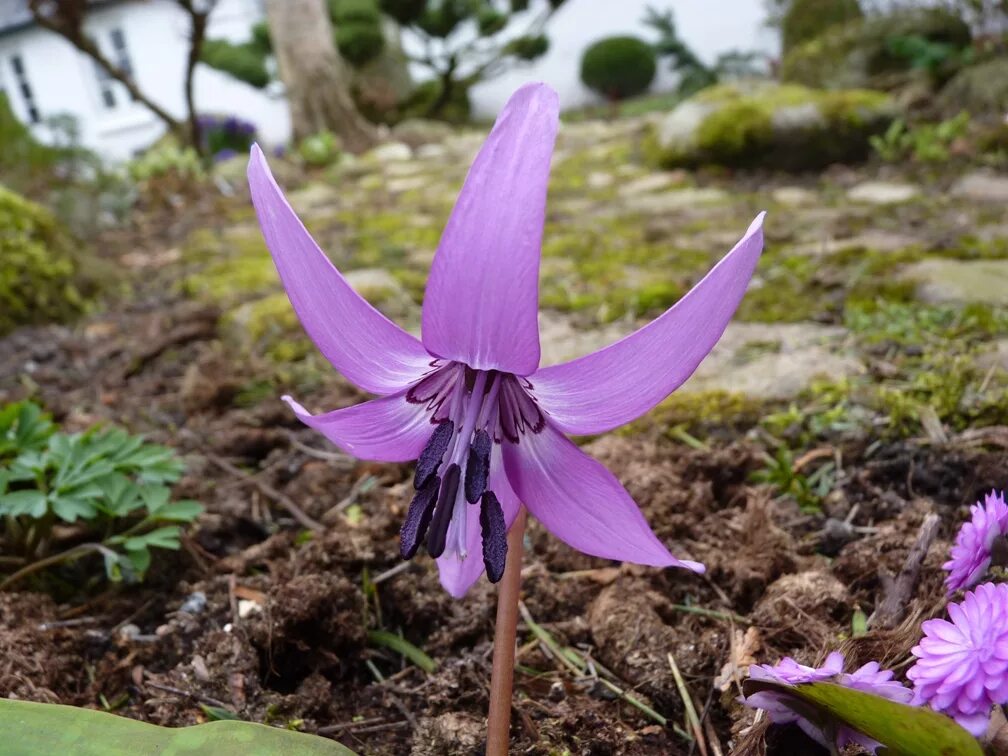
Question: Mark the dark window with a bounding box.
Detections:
[109,28,133,76]
[8,55,39,124]
[93,60,117,109]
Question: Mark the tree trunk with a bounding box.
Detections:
[264,0,377,152]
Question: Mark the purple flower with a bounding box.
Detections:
[246,83,765,597]
[908,581,1008,736]
[214,148,239,162]
[744,652,913,752]
[944,490,1008,595]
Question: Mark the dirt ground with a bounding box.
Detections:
[2,153,1007,756]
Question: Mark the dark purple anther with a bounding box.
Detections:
[426,463,460,558]
[465,429,492,503]
[480,491,507,582]
[414,420,454,490]
[399,475,440,559]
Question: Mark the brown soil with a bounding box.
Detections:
[1,194,1006,756]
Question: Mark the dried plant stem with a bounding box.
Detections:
[486,506,527,756]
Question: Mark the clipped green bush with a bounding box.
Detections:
[401,78,472,123]
[298,130,342,167]
[201,38,270,89]
[0,184,85,335]
[580,36,657,101]
[782,0,862,53]
[332,0,385,65]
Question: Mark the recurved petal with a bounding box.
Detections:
[249,144,431,395]
[530,214,765,435]
[283,392,432,462]
[437,445,521,598]
[502,423,704,571]
[421,83,559,377]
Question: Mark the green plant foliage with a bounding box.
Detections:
[200,39,271,89]
[477,7,507,36]
[781,0,863,53]
[740,680,983,756]
[298,130,343,167]
[0,402,201,587]
[503,33,549,60]
[781,7,972,89]
[379,0,426,23]
[0,184,86,335]
[869,112,971,162]
[400,79,472,123]
[128,144,206,183]
[580,36,657,101]
[332,0,386,65]
[0,698,357,756]
[751,445,835,513]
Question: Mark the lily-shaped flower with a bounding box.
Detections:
[248,83,765,597]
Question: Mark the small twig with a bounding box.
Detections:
[317,716,396,735]
[203,451,324,532]
[372,561,411,585]
[0,543,112,590]
[37,616,99,631]
[869,513,941,630]
[322,474,379,524]
[144,681,230,709]
[668,652,707,756]
[285,433,354,466]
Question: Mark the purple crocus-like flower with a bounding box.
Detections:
[247,83,765,597]
[908,581,1008,736]
[943,490,1008,595]
[744,652,913,752]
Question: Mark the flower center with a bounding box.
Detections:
[398,362,544,581]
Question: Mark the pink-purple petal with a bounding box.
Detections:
[248,144,432,395]
[437,446,521,597]
[283,393,432,462]
[530,214,765,435]
[421,83,559,377]
[502,423,703,571]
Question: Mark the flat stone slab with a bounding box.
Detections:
[951,171,1008,203]
[538,315,861,400]
[685,322,863,400]
[847,181,920,205]
[771,186,818,207]
[629,187,730,215]
[617,172,689,198]
[788,230,919,257]
[900,259,1008,305]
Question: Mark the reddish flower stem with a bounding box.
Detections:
[486,506,527,756]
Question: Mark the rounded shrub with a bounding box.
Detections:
[332,0,385,66]
[0,185,84,334]
[580,36,657,101]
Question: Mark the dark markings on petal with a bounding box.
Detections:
[406,364,460,420]
[480,491,508,583]
[426,462,460,559]
[399,475,440,559]
[498,377,545,444]
[464,429,492,503]
[414,420,453,490]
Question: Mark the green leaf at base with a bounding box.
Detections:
[0,698,357,755]
[742,679,983,756]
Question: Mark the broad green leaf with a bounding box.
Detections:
[51,495,98,522]
[125,545,152,576]
[139,484,172,513]
[0,698,357,755]
[0,490,48,518]
[367,629,437,673]
[124,525,181,551]
[154,500,204,522]
[742,680,983,756]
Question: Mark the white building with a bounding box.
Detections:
[0,0,290,160]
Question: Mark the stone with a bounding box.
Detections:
[616,171,689,197]
[788,230,919,257]
[847,180,919,204]
[651,82,897,171]
[344,268,408,304]
[365,141,413,162]
[287,183,340,214]
[900,259,1008,306]
[951,172,1008,204]
[587,171,615,189]
[977,339,1008,373]
[390,118,453,148]
[538,312,634,367]
[385,175,429,193]
[684,322,863,399]
[772,186,817,206]
[415,143,448,160]
[629,187,729,215]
